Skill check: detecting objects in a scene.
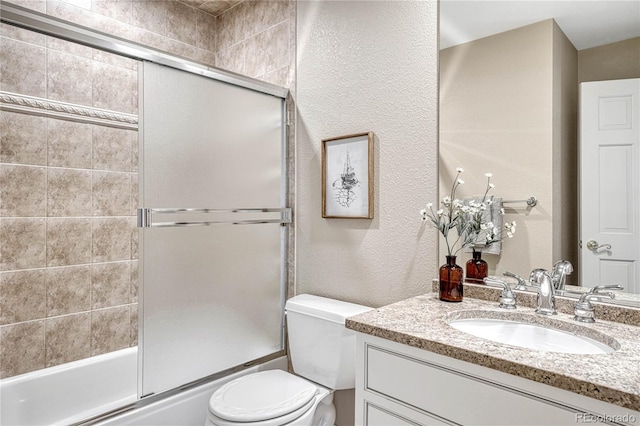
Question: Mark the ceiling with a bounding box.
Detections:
[440,0,640,50]
[179,0,244,16]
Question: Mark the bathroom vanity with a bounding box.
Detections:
[346,292,640,426]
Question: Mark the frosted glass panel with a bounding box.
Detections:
[140,62,285,396]
[142,62,283,209]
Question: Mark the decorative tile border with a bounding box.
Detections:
[0,91,138,130]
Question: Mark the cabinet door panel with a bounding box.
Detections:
[365,346,597,426]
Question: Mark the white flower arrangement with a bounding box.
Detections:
[420,168,516,256]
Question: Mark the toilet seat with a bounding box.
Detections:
[208,370,317,425]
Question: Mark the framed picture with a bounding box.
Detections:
[322,132,374,219]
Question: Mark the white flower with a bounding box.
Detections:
[426,202,433,208]
[442,196,451,206]
[484,173,493,178]
[436,209,444,216]
[457,179,464,185]
[457,167,464,173]
[489,183,495,189]
[500,208,505,215]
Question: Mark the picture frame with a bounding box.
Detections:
[322,132,374,219]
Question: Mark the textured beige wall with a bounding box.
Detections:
[440,20,555,276]
[295,0,439,308]
[295,2,438,423]
[578,37,640,83]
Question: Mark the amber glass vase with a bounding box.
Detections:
[466,250,488,284]
[439,255,463,302]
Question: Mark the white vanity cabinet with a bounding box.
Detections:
[355,333,639,426]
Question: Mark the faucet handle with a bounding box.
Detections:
[574,288,618,323]
[483,277,517,309]
[503,271,527,290]
[589,284,624,294]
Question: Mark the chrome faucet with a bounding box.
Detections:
[574,285,623,323]
[551,260,573,291]
[483,277,517,309]
[530,269,556,315]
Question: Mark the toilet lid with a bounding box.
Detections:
[209,370,317,422]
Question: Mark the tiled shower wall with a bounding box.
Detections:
[0,28,140,378]
[0,0,294,379]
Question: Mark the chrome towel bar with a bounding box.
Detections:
[137,208,292,228]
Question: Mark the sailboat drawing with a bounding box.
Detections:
[332,151,359,207]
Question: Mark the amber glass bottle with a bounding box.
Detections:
[439,255,463,302]
[466,250,488,284]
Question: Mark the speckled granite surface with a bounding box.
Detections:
[346,293,640,411]
[431,280,640,326]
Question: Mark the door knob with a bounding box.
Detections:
[586,240,612,251]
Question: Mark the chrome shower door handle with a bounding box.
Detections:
[586,240,612,252]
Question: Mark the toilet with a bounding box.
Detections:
[205,294,373,426]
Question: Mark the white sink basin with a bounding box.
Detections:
[449,317,616,354]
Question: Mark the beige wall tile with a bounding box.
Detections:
[0,321,45,378]
[47,49,93,106]
[130,218,139,260]
[130,176,139,216]
[92,48,138,70]
[46,35,93,59]
[47,168,92,217]
[167,0,199,46]
[0,270,46,325]
[0,112,47,166]
[0,218,46,271]
[47,119,93,169]
[91,261,131,309]
[0,22,46,46]
[92,217,132,262]
[4,0,46,13]
[0,165,46,217]
[131,131,139,173]
[198,0,234,16]
[196,8,216,52]
[92,0,133,25]
[132,0,167,36]
[91,305,130,356]
[130,259,138,302]
[90,12,133,40]
[129,302,138,345]
[92,126,133,172]
[215,42,245,75]
[244,33,266,78]
[45,313,91,367]
[262,66,289,89]
[46,218,92,267]
[62,0,93,10]
[46,0,93,27]
[92,171,131,216]
[263,21,289,73]
[92,62,137,114]
[0,37,46,97]
[46,265,91,316]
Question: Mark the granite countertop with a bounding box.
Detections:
[346,293,640,411]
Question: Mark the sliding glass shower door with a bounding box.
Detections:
[139,62,288,397]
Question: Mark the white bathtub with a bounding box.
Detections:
[1,347,138,426]
[0,347,288,426]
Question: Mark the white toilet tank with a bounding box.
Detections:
[284,294,373,390]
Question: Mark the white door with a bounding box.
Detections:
[580,78,640,294]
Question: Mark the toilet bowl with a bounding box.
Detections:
[205,370,334,426]
[204,294,372,426]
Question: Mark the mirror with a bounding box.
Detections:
[439,1,640,304]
